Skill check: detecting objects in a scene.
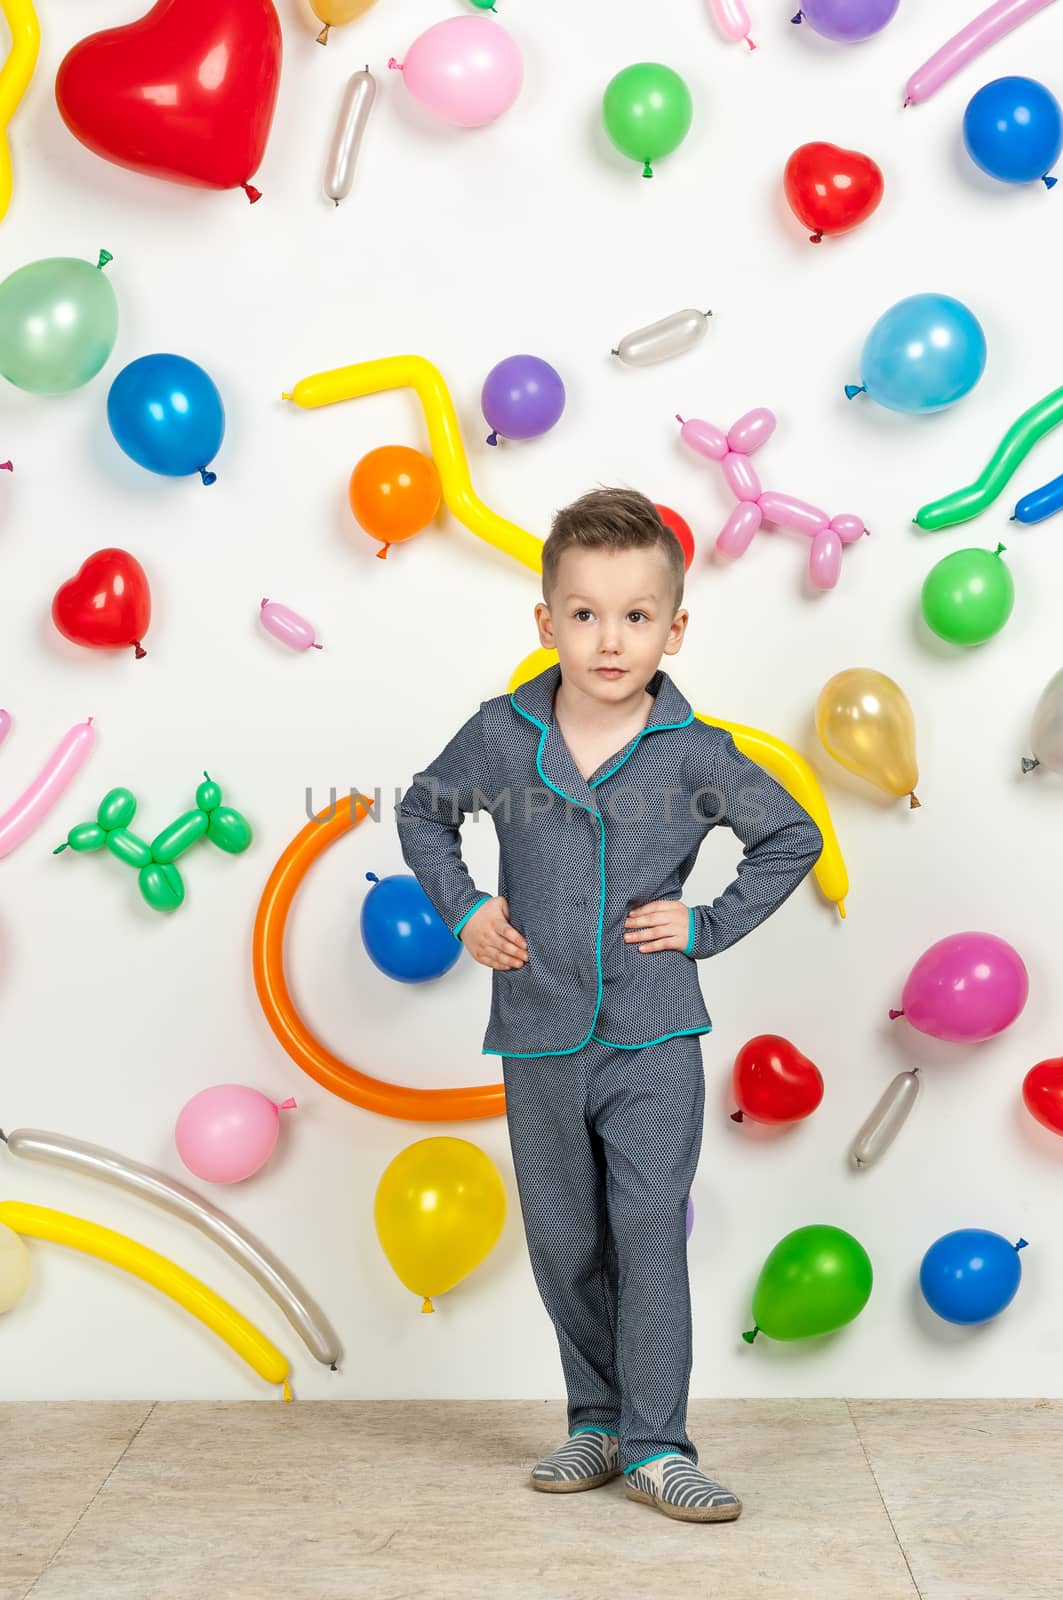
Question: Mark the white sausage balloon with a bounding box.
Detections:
[260,599,323,652]
[849,1070,921,1168]
[706,0,757,49]
[612,308,712,367]
[677,408,868,591]
[324,66,377,206]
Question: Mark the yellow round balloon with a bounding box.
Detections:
[374,1138,507,1313]
[309,0,376,44]
[0,1220,31,1312]
[815,668,920,808]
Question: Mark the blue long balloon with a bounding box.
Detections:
[1012,470,1063,524]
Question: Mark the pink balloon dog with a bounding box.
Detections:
[889,931,1029,1043]
[677,409,868,590]
[904,0,1058,107]
[706,0,757,49]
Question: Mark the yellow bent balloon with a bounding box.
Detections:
[0,0,39,223]
[0,1201,292,1397]
[282,356,848,915]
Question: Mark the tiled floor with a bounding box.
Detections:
[4,1399,1059,1599]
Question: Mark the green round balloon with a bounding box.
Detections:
[0,250,117,396]
[602,62,693,178]
[467,0,497,7]
[743,1225,873,1343]
[921,542,1014,646]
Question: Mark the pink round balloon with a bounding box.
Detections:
[389,16,523,129]
[890,932,1029,1043]
[174,1084,297,1184]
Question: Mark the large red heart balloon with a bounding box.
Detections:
[783,141,884,244]
[55,0,282,201]
[731,1034,824,1125]
[52,548,152,659]
[654,503,695,571]
[1023,1057,1063,1136]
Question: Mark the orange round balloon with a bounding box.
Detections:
[348,445,442,558]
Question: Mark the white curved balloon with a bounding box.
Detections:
[0,1126,342,1368]
[849,1070,921,1168]
[324,66,376,205]
[612,308,712,367]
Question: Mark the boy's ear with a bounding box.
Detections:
[534,600,555,645]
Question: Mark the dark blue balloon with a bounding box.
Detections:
[919,1229,1028,1325]
[360,871,462,984]
[963,76,1063,188]
[107,354,225,484]
[1013,470,1063,524]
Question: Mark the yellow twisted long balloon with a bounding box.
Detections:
[0,0,39,222]
[283,355,848,915]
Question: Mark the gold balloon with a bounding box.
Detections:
[374,1138,507,1314]
[310,0,376,45]
[816,668,921,808]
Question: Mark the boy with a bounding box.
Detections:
[396,488,823,1524]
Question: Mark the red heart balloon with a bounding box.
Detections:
[654,503,695,571]
[55,0,282,201]
[52,548,152,659]
[783,141,884,244]
[731,1034,824,1125]
[1023,1057,1063,1136]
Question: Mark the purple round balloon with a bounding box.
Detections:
[793,0,899,43]
[685,1193,694,1240]
[481,354,566,446]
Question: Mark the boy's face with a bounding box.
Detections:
[534,545,688,700]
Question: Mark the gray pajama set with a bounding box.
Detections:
[396,661,823,1474]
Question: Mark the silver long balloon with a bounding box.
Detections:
[849,1070,921,1169]
[611,308,712,366]
[0,1126,342,1368]
[1022,666,1063,774]
[324,66,377,206]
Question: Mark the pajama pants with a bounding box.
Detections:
[501,1031,707,1474]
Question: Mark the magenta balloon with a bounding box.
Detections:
[896,932,1029,1042]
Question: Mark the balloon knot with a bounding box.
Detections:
[387,57,403,71]
[53,842,68,854]
[312,641,324,649]
[199,467,217,486]
[888,1008,904,1021]
[745,35,756,49]
[1016,1237,1030,1251]
[365,871,379,883]
[278,1097,297,1111]
[1021,756,1040,773]
[376,544,388,558]
[642,161,654,179]
[730,1109,744,1122]
[909,791,921,809]
[1043,174,1058,190]
[133,642,147,660]
[903,96,912,108]
[486,431,499,447]
[790,8,803,19]
[844,384,866,400]
[421,1297,435,1314]
[809,232,823,244]
[97,250,114,271]
[675,414,685,425]
[243,182,262,204]
[741,1326,760,1343]
[0,460,12,471]
[995,542,1006,556]
[283,1380,293,1402]
[281,392,292,401]
[316,23,329,43]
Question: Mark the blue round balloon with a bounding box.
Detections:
[846,293,987,414]
[963,76,1062,188]
[919,1229,1028,1325]
[107,354,225,484]
[360,871,462,983]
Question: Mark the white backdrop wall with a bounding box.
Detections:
[3,0,1063,1402]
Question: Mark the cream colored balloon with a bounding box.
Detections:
[0,1221,31,1311]
[310,0,376,45]
[816,668,921,808]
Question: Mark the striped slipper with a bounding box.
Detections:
[624,1453,743,1523]
[530,1428,621,1492]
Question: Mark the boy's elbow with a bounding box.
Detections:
[804,819,825,867]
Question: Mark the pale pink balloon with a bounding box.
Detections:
[676,414,728,460]
[889,932,1029,1044]
[831,513,868,544]
[706,0,757,47]
[727,408,776,455]
[388,16,523,129]
[0,717,95,859]
[722,451,762,502]
[808,527,842,590]
[758,492,829,536]
[260,599,323,652]
[175,1085,297,1184]
[0,710,10,748]
[717,500,763,559]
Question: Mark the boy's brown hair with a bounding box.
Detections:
[542,487,685,613]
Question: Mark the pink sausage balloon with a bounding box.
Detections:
[260,599,323,652]
[0,710,10,749]
[175,1084,298,1184]
[758,492,829,536]
[809,527,842,590]
[727,408,776,455]
[717,500,763,560]
[889,931,1029,1043]
[830,513,868,544]
[676,414,728,460]
[0,718,96,860]
[706,0,757,49]
[722,451,762,502]
[904,0,1057,107]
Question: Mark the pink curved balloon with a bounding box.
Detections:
[388,16,523,128]
[260,599,323,652]
[727,408,776,454]
[758,492,829,535]
[0,719,96,860]
[722,451,762,502]
[706,0,757,48]
[175,1085,297,1184]
[890,932,1029,1043]
[904,0,1058,107]
[716,500,763,559]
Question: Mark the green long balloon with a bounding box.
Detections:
[914,385,1063,531]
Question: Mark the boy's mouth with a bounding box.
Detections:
[595,668,626,678]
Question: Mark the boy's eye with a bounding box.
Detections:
[628,611,649,623]
[572,609,650,622]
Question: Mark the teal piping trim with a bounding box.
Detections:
[452,893,491,941]
[493,697,696,1060]
[570,1425,618,1437]
[684,906,696,957]
[623,1451,676,1474]
[589,1026,711,1050]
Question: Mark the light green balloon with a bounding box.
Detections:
[602,63,693,178]
[921,542,1014,646]
[743,1225,873,1343]
[0,250,117,395]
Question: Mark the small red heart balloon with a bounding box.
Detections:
[654,503,695,571]
[1023,1057,1063,1135]
[55,0,282,201]
[783,141,884,244]
[52,548,152,659]
[731,1034,824,1125]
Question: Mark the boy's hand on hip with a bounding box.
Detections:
[625,900,690,953]
[460,895,529,971]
